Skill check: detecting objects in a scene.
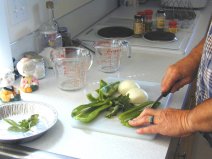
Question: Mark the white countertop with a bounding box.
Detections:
[6,1,212,159]
[19,50,186,159]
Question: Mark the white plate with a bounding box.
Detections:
[71,77,173,140]
[0,101,58,143]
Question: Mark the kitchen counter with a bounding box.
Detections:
[2,1,212,159]
[17,50,186,159]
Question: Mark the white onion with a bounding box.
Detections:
[126,87,148,104]
[118,80,140,95]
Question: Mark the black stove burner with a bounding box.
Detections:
[144,31,176,42]
[97,26,133,38]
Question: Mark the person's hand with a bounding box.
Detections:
[161,38,204,94]
[161,60,197,94]
[128,108,193,137]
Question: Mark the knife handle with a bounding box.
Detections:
[162,87,172,97]
[162,91,170,97]
[162,80,179,97]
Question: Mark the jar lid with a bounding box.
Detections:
[46,1,54,9]
[137,11,145,16]
[23,52,43,60]
[144,9,153,15]
[59,27,68,33]
[134,14,142,19]
[169,20,177,26]
[157,9,165,14]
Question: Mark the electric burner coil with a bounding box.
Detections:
[97,26,133,38]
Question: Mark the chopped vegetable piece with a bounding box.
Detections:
[4,114,39,132]
[72,100,112,123]
[118,101,160,127]
[99,81,120,97]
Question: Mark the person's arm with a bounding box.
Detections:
[161,38,205,94]
[128,38,207,137]
[188,98,212,132]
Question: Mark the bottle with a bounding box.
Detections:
[168,20,178,33]
[58,27,72,46]
[39,1,62,49]
[156,9,166,31]
[133,14,145,37]
[144,9,153,33]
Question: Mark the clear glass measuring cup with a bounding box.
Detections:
[51,47,93,90]
[94,39,131,73]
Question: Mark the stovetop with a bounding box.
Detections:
[77,5,200,55]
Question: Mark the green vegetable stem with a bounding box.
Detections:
[72,100,112,123]
[71,80,122,123]
[86,80,120,102]
[99,81,120,97]
[71,100,110,117]
[105,94,133,118]
[118,101,160,127]
[4,114,39,132]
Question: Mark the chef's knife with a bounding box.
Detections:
[0,143,77,159]
[151,88,172,108]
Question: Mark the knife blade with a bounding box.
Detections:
[0,143,77,159]
[151,89,172,108]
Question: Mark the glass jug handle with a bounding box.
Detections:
[87,51,93,70]
[121,40,131,58]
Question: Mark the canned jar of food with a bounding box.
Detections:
[156,9,166,31]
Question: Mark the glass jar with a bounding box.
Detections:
[133,14,145,37]
[23,52,46,79]
[168,20,178,33]
[156,9,166,31]
[144,9,153,32]
[58,27,72,46]
[33,58,45,80]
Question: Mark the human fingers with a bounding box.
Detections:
[161,66,182,93]
[171,77,191,92]
[136,126,192,137]
[128,115,150,126]
[136,125,159,134]
[132,108,157,121]
[128,108,158,126]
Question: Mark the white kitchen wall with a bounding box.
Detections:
[6,0,93,42]
[57,0,118,38]
[5,0,117,60]
[0,1,13,70]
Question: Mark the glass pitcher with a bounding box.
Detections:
[51,47,93,90]
[94,39,131,73]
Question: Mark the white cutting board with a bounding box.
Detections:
[71,78,173,140]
